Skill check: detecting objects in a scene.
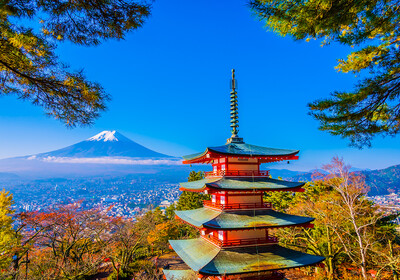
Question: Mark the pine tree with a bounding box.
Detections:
[0,0,151,126]
[176,171,209,210]
[250,0,400,147]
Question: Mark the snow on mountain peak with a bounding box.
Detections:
[88,131,119,142]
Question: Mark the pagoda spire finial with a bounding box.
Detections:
[227,69,244,144]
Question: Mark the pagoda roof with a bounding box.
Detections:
[183,142,299,163]
[163,269,197,280]
[169,238,325,276]
[175,208,314,229]
[180,177,305,192]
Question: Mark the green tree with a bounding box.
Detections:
[176,171,209,210]
[250,0,400,147]
[187,171,204,182]
[0,189,17,272]
[165,204,176,220]
[0,0,151,126]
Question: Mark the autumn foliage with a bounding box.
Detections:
[266,158,400,280]
[1,163,399,279]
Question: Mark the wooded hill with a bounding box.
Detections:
[287,164,400,196]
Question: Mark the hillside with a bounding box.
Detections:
[284,165,400,196]
[362,164,400,195]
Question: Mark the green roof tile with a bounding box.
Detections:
[175,207,221,228]
[169,239,220,272]
[169,238,325,275]
[175,208,314,229]
[182,142,298,161]
[182,151,205,161]
[179,178,218,192]
[180,177,304,192]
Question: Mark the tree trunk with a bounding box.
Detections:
[326,227,334,279]
[349,205,368,280]
[356,230,368,280]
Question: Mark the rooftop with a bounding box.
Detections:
[175,207,314,229]
[183,142,299,163]
[180,177,305,192]
[169,238,325,276]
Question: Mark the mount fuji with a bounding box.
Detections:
[0,131,183,178]
[34,130,172,159]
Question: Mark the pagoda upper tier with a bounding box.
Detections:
[183,140,299,165]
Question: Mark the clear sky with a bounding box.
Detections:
[1,0,400,171]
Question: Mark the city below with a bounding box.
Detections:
[4,172,400,223]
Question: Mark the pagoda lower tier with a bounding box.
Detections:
[165,238,325,279]
[164,177,323,279]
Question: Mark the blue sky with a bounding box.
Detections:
[1,0,400,171]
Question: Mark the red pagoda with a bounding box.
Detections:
[164,70,324,280]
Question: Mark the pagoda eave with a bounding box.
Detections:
[182,142,300,164]
[169,238,325,276]
[205,186,305,193]
[202,221,315,230]
[179,186,207,192]
[182,152,299,165]
[179,177,306,193]
[179,185,305,193]
[175,208,315,230]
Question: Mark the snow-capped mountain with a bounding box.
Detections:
[0,130,181,178]
[87,130,122,142]
[34,130,172,159]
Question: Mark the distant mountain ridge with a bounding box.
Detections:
[33,130,172,159]
[0,130,399,194]
[276,165,400,196]
[361,164,400,195]
[0,131,180,179]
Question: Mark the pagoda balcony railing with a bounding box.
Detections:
[205,170,269,178]
[203,200,272,210]
[204,235,279,248]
